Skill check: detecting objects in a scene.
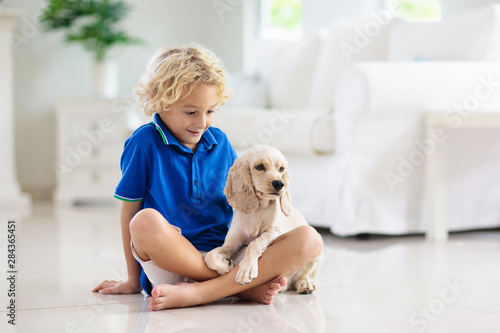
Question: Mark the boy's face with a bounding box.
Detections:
[159,84,219,151]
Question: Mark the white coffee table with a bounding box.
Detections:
[424,111,500,241]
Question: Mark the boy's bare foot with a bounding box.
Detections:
[237,276,287,305]
[148,276,288,311]
[149,282,202,311]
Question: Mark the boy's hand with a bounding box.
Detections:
[92,280,142,294]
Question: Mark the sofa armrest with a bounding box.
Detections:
[333,62,500,154]
[330,61,500,234]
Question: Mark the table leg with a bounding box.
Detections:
[425,126,449,241]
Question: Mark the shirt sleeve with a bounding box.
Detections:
[114,136,149,202]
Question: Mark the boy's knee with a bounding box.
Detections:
[294,225,323,259]
[129,208,164,237]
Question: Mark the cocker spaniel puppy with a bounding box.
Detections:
[205,144,323,294]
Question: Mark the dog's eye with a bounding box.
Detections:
[279,167,285,172]
[255,164,265,171]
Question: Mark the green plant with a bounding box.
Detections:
[394,0,441,22]
[270,0,302,31]
[41,0,142,62]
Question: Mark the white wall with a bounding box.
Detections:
[2,0,246,198]
[303,0,381,34]
[441,0,500,18]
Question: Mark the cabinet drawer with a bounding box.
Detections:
[62,138,123,165]
[62,115,126,143]
[68,166,121,187]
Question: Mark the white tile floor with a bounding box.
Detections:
[2,202,500,332]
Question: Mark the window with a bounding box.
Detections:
[260,0,303,40]
[388,0,441,22]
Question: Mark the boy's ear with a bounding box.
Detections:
[224,158,258,214]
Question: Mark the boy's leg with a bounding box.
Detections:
[148,225,323,310]
[129,207,286,303]
[129,208,219,282]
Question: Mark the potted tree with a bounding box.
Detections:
[40,0,142,98]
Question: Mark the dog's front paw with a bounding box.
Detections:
[235,261,258,285]
[205,249,234,275]
[295,279,316,294]
[216,258,234,275]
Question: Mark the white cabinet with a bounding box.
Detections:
[0,10,31,217]
[53,99,129,206]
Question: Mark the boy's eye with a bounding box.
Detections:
[255,164,265,171]
[186,111,196,116]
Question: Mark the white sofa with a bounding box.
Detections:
[213,4,500,236]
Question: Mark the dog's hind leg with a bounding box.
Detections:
[290,255,323,294]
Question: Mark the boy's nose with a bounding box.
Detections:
[195,114,208,128]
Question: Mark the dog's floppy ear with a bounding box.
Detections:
[224,157,259,214]
[280,189,292,217]
[280,168,292,216]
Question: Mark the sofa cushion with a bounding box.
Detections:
[388,4,500,61]
[212,107,334,155]
[226,72,268,108]
[256,32,323,109]
[308,14,396,110]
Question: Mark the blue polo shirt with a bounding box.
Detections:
[114,113,237,251]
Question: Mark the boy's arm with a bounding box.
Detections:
[93,201,143,294]
[120,200,143,285]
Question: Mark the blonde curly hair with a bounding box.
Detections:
[134,45,232,116]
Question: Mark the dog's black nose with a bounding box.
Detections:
[272,180,285,191]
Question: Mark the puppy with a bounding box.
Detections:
[205,144,323,294]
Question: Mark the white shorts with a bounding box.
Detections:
[130,242,246,289]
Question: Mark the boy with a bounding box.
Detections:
[93,45,322,310]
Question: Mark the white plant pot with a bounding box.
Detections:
[93,61,118,99]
